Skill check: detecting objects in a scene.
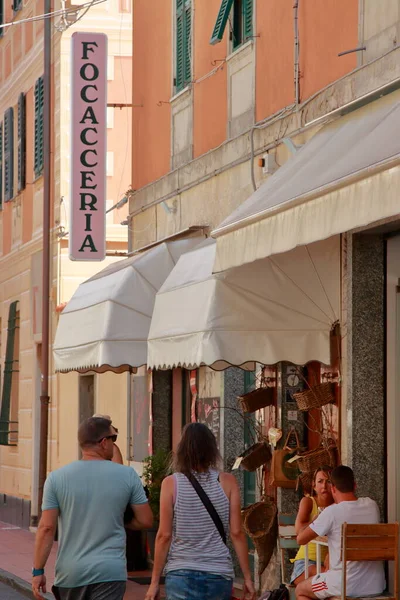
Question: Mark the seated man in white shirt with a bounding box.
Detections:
[295,465,385,600]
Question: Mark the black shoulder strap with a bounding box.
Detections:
[186,473,227,545]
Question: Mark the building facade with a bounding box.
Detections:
[0,0,132,526]
[128,0,400,585]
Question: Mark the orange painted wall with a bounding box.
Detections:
[256,0,358,121]
[132,0,171,189]
[255,0,293,122]
[299,0,358,100]
[2,205,12,255]
[193,1,228,158]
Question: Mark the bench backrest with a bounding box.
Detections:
[342,523,398,562]
[341,522,399,600]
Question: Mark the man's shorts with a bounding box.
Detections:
[52,581,126,600]
[311,573,340,599]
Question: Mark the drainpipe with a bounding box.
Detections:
[293,0,300,105]
[38,0,52,515]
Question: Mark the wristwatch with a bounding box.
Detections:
[32,568,45,577]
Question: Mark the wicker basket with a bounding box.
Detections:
[292,383,335,411]
[243,499,277,539]
[242,500,278,576]
[241,442,272,472]
[296,446,335,474]
[298,471,313,494]
[238,387,274,413]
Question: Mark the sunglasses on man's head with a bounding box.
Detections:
[98,434,117,443]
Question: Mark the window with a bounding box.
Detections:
[0,301,19,446]
[175,0,191,93]
[34,76,44,178]
[232,0,253,49]
[13,0,22,12]
[210,0,253,48]
[4,107,14,202]
[0,122,3,209]
[17,93,26,192]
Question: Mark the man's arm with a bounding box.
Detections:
[32,508,58,600]
[34,508,58,568]
[297,524,318,546]
[298,505,334,546]
[126,502,153,530]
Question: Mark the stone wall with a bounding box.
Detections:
[346,233,386,517]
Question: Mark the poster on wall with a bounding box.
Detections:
[69,32,107,261]
[197,397,220,447]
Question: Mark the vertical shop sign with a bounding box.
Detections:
[70,32,107,261]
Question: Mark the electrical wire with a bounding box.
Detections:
[65,0,98,28]
[0,0,107,30]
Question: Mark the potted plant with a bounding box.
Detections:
[142,449,171,559]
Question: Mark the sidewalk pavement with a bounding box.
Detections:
[0,521,161,600]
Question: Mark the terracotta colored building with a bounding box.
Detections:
[129,0,400,586]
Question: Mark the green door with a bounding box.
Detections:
[243,371,256,573]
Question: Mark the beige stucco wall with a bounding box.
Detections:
[57,370,128,467]
[359,0,400,63]
[0,0,133,514]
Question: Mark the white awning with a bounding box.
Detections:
[212,90,400,272]
[147,236,340,370]
[53,238,201,373]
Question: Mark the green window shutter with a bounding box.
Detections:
[12,0,22,12]
[176,0,191,92]
[243,0,253,41]
[0,122,3,209]
[183,0,191,87]
[34,77,44,177]
[0,301,19,446]
[210,0,234,45]
[4,107,14,203]
[176,1,184,92]
[17,93,26,192]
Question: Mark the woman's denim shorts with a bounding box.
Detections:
[290,559,317,583]
[165,569,233,600]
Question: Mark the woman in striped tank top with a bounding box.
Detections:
[145,423,256,600]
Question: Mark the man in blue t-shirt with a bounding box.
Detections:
[32,417,153,600]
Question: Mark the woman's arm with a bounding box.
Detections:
[295,496,314,535]
[145,476,174,600]
[220,473,255,600]
[112,443,124,464]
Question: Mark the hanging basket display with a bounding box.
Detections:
[296,445,336,474]
[292,382,335,411]
[243,500,276,538]
[240,441,272,472]
[242,499,278,576]
[238,387,274,414]
[298,471,313,494]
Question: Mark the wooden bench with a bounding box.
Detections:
[331,522,399,600]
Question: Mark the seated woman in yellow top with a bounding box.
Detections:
[290,466,333,586]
